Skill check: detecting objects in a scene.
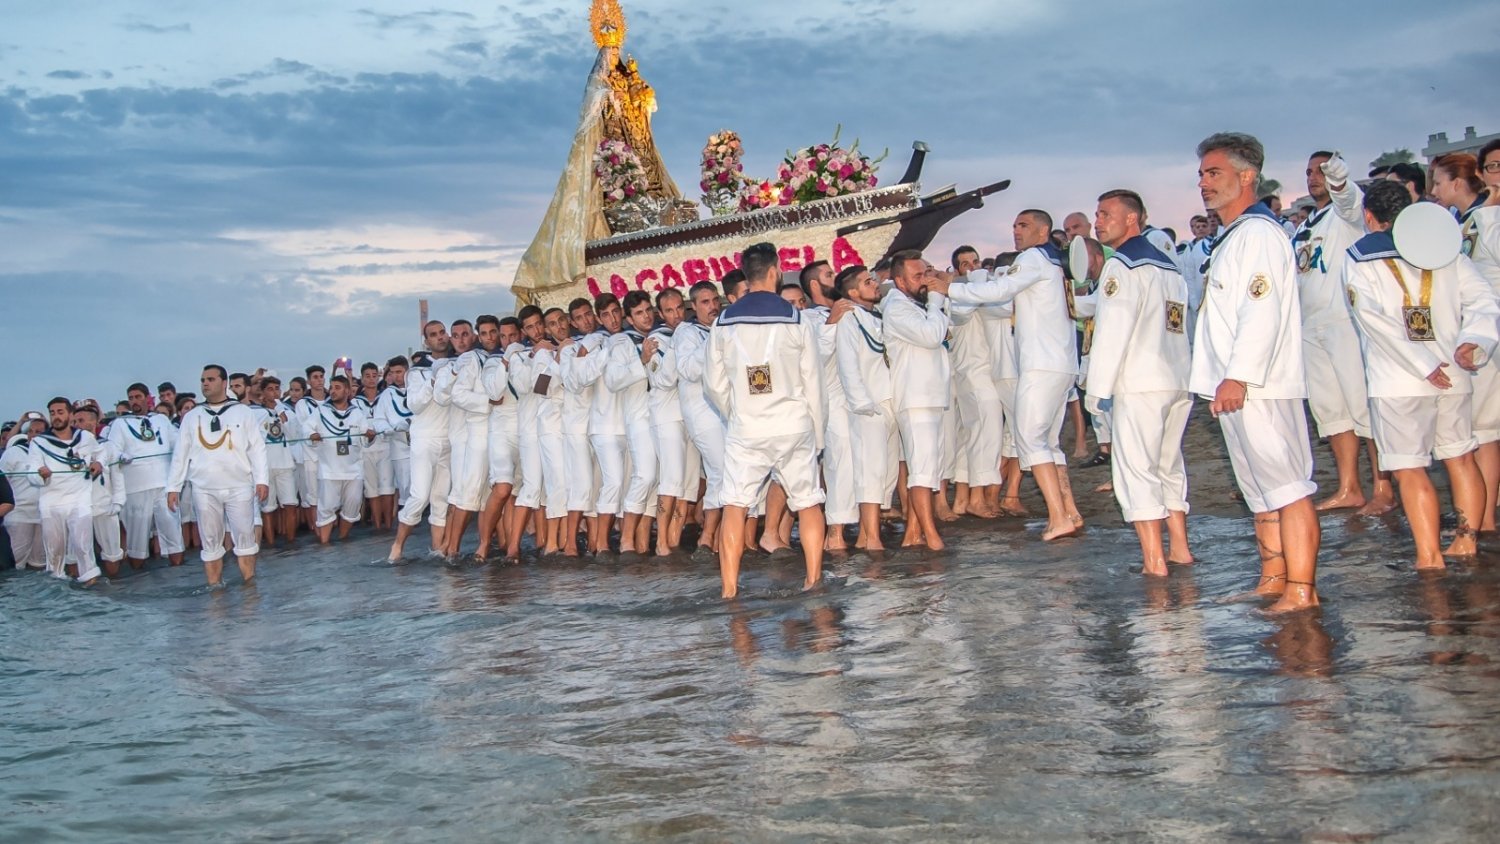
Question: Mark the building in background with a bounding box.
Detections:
[1423,126,1500,162]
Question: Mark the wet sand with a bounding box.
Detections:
[4,402,1500,842]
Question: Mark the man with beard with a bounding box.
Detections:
[558,300,601,556]
[836,265,901,550]
[388,321,455,561]
[107,382,185,569]
[473,322,521,560]
[29,397,106,583]
[372,356,413,521]
[166,365,270,586]
[947,245,1003,518]
[673,281,728,556]
[354,361,395,531]
[308,375,374,544]
[564,295,628,553]
[799,259,857,550]
[442,316,500,557]
[1295,151,1392,515]
[645,287,694,554]
[1193,132,1320,614]
[505,306,562,558]
[608,291,660,554]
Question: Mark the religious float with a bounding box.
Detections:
[511,0,1009,308]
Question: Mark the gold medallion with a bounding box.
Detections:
[1165,301,1185,334]
[1248,274,1271,300]
[746,364,773,395]
[337,441,351,456]
[1346,286,1357,307]
[1462,217,1478,258]
[1006,264,1019,275]
[1103,278,1118,298]
[1403,306,1435,342]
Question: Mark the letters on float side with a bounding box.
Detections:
[587,236,867,298]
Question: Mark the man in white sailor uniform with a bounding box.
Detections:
[295,365,328,529]
[504,306,565,558]
[255,376,301,548]
[441,315,503,557]
[1343,180,1500,568]
[308,375,374,544]
[948,210,1084,541]
[559,300,601,557]
[29,398,106,584]
[645,288,691,555]
[880,250,955,550]
[108,382,184,569]
[674,281,728,555]
[166,365,269,586]
[706,242,826,598]
[354,362,395,531]
[609,291,660,554]
[563,294,628,553]
[1192,132,1321,614]
[75,404,126,579]
[1,415,47,570]
[835,265,901,550]
[388,321,454,561]
[949,245,1003,518]
[1085,189,1194,576]
[474,321,521,560]
[432,319,478,554]
[537,308,575,551]
[799,260,857,549]
[372,357,413,522]
[1177,214,1213,339]
[1295,151,1393,514]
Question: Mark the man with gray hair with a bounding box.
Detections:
[1192,131,1321,614]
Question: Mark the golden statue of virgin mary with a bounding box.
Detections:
[512,0,681,300]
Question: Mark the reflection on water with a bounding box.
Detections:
[4,513,1500,841]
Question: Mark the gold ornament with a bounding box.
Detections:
[591,0,626,49]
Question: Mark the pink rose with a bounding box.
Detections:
[717,172,730,184]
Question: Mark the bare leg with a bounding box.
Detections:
[720,505,748,598]
[389,521,415,560]
[1316,431,1366,511]
[1474,441,1500,532]
[901,486,943,550]
[1265,497,1321,614]
[797,506,826,589]
[204,559,224,587]
[700,508,721,552]
[824,521,848,551]
[1250,512,1286,597]
[1069,399,1088,459]
[1134,518,1168,577]
[475,483,513,557]
[855,502,884,551]
[621,513,641,553]
[543,518,563,555]
[743,516,760,553]
[894,462,910,519]
[934,480,959,522]
[563,511,583,557]
[1392,467,1444,570]
[655,496,678,555]
[1031,462,1077,541]
[236,554,257,583]
[337,518,354,542]
[1000,458,1028,515]
[317,522,333,544]
[760,485,789,553]
[1442,452,1483,557]
[633,515,652,554]
[1166,509,1194,564]
[444,509,474,557]
[505,506,535,558]
[593,513,615,553]
[1355,438,1398,516]
[952,482,970,516]
[1057,464,1083,526]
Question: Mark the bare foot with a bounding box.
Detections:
[825,539,848,552]
[1142,562,1168,577]
[999,497,1029,517]
[1168,550,1196,565]
[1315,491,1365,511]
[563,546,580,558]
[1444,533,1477,558]
[935,505,959,523]
[971,506,1002,519]
[1416,555,1448,570]
[855,540,886,552]
[1264,585,1320,614]
[1354,495,1398,517]
[952,500,968,516]
[722,586,738,599]
[1253,574,1286,597]
[1042,521,1079,541]
[758,539,789,555]
[900,529,926,547]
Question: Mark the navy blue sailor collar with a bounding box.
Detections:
[1207,202,1279,256]
[717,290,800,325]
[1461,193,1489,223]
[1036,242,1065,267]
[1110,234,1179,272]
[1347,229,1398,262]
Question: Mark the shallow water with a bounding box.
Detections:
[4,509,1500,842]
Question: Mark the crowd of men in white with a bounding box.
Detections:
[4,132,1499,611]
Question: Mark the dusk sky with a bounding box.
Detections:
[3,0,1498,419]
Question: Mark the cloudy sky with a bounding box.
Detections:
[3,0,1498,419]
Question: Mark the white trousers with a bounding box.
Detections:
[193,486,259,563]
[997,377,1019,459]
[849,401,900,507]
[652,420,689,499]
[40,497,98,581]
[1303,317,1372,438]
[393,457,411,505]
[123,487,183,559]
[488,422,519,488]
[823,405,858,525]
[722,430,825,511]
[316,478,364,527]
[956,389,1003,487]
[362,439,394,496]
[1472,363,1500,444]
[682,439,702,504]
[8,520,43,569]
[898,407,947,491]
[563,432,598,514]
[1218,399,1317,514]
[683,404,727,510]
[93,512,125,563]
[623,424,658,516]
[449,420,490,511]
[1371,394,1476,471]
[398,435,451,528]
[1014,370,1073,469]
[539,426,568,519]
[299,454,320,507]
[1109,391,1191,523]
[591,433,628,516]
[263,468,297,513]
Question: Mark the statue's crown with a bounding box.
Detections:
[591,0,627,48]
